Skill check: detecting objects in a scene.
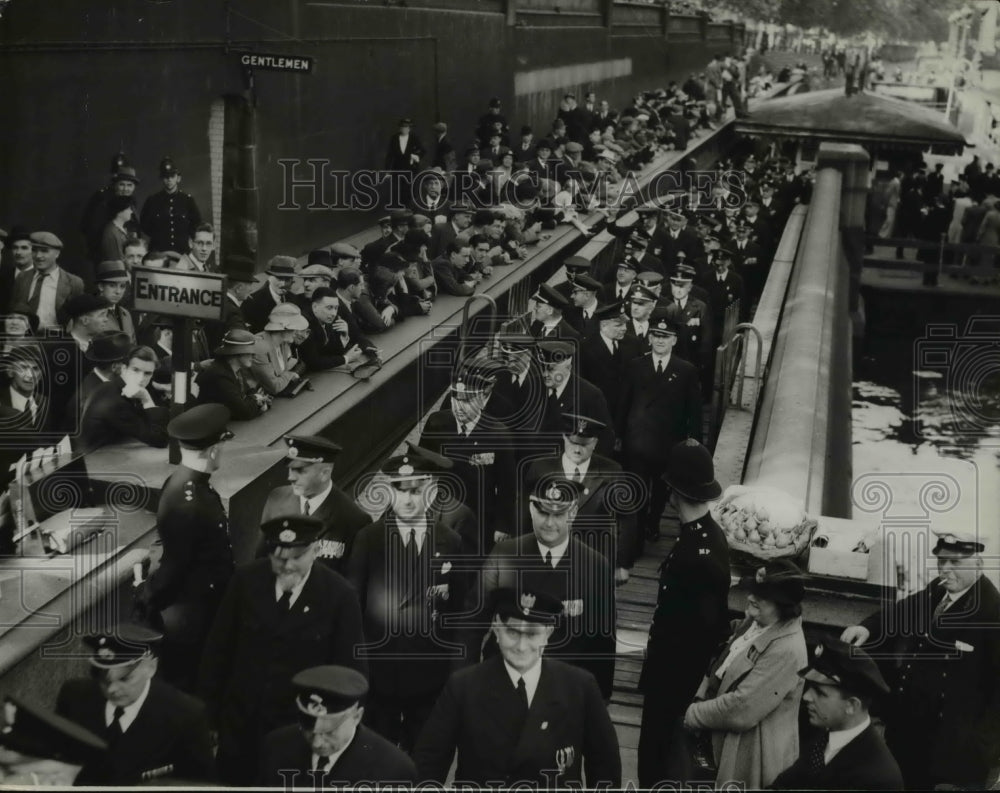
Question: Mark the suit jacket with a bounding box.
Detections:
[539,375,615,456]
[731,238,767,275]
[429,221,460,260]
[257,484,371,575]
[478,533,616,698]
[529,318,580,341]
[194,359,263,420]
[617,353,702,462]
[650,227,702,271]
[579,332,641,417]
[77,376,170,453]
[698,269,745,328]
[203,293,249,351]
[106,303,137,343]
[491,365,548,438]
[563,303,602,339]
[524,454,637,569]
[198,559,366,740]
[240,283,279,333]
[432,256,476,297]
[772,723,904,790]
[860,575,1000,786]
[419,409,517,552]
[385,132,424,171]
[346,512,467,700]
[0,386,51,433]
[0,263,32,313]
[11,267,84,326]
[56,677,215,785]
[299,311,351,371]
[413,655,621,787]
[259,723,417,786]
[666,297,712,371]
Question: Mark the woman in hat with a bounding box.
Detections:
[100,195,136,263]
[195,329,268,419]
[0,307,38,355]
[683,559,809,789]
[251,306,310,396]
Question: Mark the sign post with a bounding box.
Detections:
[132,266,227,463]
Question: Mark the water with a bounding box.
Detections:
[852,333,1000,594]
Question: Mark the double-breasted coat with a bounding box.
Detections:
[771,722,903,790]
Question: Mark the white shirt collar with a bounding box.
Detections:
[269,284,284,305]
[581,299,598,317]
[651,352,671,369]
[275,567,312,607]
[8,387,33,414]
[537,536,570,567]
[633,318,648,331]
[397,516,429,550]
[302,482,333,516]
[455,411,482,436]
[825,715,871,764]
[503,658,543,708]
[311,730,356,773]
[551,377,570,399]
[940,581,975,610]
[104,678,151,733]
[561,453,591,479]
[601,333,617,354]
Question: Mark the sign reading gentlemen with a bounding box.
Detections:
[237,52,314,73]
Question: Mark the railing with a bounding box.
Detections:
[864,235,1000,282]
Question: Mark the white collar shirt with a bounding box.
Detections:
[825,716,871,764]
[561,453,591,481]
[9,387,35,419]
[397,517,429,551]
[312,735,354,774]
[104,678,151,733]
[301,482,333,516]
[503,659,542,708]
[34,268,60,330]
[651,352,671,371]
[275,567,312,608]
[536,536,570,568]
[939,582,975,611]
[632,319,649,336]
[550,377,569,400]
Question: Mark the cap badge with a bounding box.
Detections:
[304,693,328,716]
[576,419,588,435]
[520,593,536,615]
[279,529,297,543]
[755,567,767,584]
[546,485,561,501]
[454,381,466,393]
[98,637,107,646]
[399,463,414,476]
[815,644,824,658]
[97,647,115,661]
[287,446,299,459]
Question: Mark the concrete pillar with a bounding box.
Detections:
[817,143,870,315]
[949,20,960,57]
[980,0,997,56]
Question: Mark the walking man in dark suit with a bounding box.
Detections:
[258,666,417,786]
[258,435,371,574]
[529,283,580,341]
[772,638,903,790]
[413,587,621,787]
[55,623,215,785]
[346,447,467,750]
[198,515,366,785]
[616,309,702,543]
[384,118,424,172]
[841,531,1000,789]
[666,264,713,394]
[579,302,641,417]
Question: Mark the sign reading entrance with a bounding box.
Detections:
[132,266,226,322]
[237,52,314,74]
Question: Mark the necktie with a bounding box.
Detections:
[805,734,828,775]
[574,466,583,483]
[583,309,590,320]
[516,677,529,713]
[302,500,312,516]
[26,398,37,425]
[314,756,332,773]
[27,273,44,314]
[933,594,951,620]
[612,340,619,355]
[618,289,625,300]
[277,589,292,611]
[107,706,125,741]
[545,551,554,568]
[656,360,664,374]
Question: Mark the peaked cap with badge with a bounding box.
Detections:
[260,514,327,549]
[284,435,343,465]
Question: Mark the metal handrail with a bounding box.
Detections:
[731,322,764,409]
[457,293,498,365]
[709,319,764,448]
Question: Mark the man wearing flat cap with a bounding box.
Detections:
[841,530,1000,789]
[136,404,234,690]
[11,232,84,332]
[195,329,267,419]
[346,445,467,750]
[140,157,203,254]
[241,255,297,333]
[0,696,110,785]
[638,439,729,787]
[198,514,365,785]
[616,308,702,543]
[524,412,637,582]
[420,365,517,553]
[772,639,903,790]
[257,435,370,574]
[476,476,617,699]
[259,665,416,785]
[54,623,215,785]
[414,587,621,787]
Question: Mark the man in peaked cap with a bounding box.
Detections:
[601,255,639,305]
[419,364,516,553]
[476,475,618,700]
[666,262,713,389]
[140,157,203,254]
[346,447,467,751]
[697,244,745,341]
[54,623,215,785]
[414,586,621,787]
[616,309,702,546]
[384,116,424,173]
[730,219,768,308]
[259,666,416,785]
[625,231,666,278]
[0,696,110,785]
[772,639,903,790]
[199,514,365,785]
[140,404,235,692]
[529,283,580,341]
[257,435,370,574]
[841,530,1000,789]
[564,273,604,338]
[554,255,592,300]
[10,231,84,332]
[579,301,642,418]
[624,284,657,348]
[524,412,638,582]
[638,439,729,787]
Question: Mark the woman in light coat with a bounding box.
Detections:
[251,304,309,395]
[684,559,808,790]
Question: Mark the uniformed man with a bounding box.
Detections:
[413,587,621,787]
[198,514,365,785]
[772,639,903,790]
[55,623,216,785]
[579,302,642,417]
[523,413,637,583]
[616,310,702,544]
[346,447,467,750]
[140,403,235,691]
[666,263,713,392]
[697,246,745,337]
[257,435,371,575]
[554,255,593,300]
[637,439,730,787]
[601,255,640,304]
[731,221,768,308]
[477,477,617,699]
[258,666,417,786]
[841,530,1000,789]
[140,158,202,254]
[0,696,109,786]
[490,330,546,439]
[624,284,656,348]
[564,274,604,339]
[528,283,580,340]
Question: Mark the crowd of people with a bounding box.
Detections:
[5,59,995,792]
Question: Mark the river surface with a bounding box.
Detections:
[852,333,1000,593]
